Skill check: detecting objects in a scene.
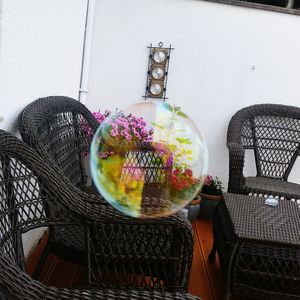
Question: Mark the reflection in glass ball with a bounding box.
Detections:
[90,101,208,219]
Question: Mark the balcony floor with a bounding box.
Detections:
[27,219,239,300]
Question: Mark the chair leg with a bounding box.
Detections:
[84,226,92,285]
[208,244,216,263]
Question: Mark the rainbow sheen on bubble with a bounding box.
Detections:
[90,101,208,218]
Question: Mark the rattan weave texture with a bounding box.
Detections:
[210,193,300,300]
[17,96,194,291]
[223,193,300,245]
[0,130,199,299]
[227,104,300,199]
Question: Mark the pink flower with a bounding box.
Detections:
[120,129,127,136]
[110,129,118,137]
[112,123,118,130]
[92,112,107,124]
[125,133,132,141]
[141,128,148,136]
[205,175,212,186]
[99,151,110,159]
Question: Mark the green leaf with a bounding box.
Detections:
[151,122,164,130]
[176,137,185,144]
[168,144,178,152]
[176,137,192,144]
[177,111,188,118]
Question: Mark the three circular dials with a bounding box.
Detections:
[149,82,163,95]
[151,66,164,80]
[153,50,166,63]
[149,50,167,97]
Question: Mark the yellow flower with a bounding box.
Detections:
[98,154,145,216]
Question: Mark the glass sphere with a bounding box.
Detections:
[90,101,208,218]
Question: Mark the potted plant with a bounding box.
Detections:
[185,195,201,222]
[199,175,223,220]
[170,167,202,222]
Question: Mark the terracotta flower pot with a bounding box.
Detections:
[199,193,222,220]
[186,195,202,222]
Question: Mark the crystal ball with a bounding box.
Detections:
[90,101,208,218]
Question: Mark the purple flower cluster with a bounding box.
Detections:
[93,111,110,123]
[205,175,213,186]
[81,110,111,138]
[107,113,153,143]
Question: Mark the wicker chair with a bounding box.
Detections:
[17,96,194,292]
[227,104,300,199]
[0,130,199,300]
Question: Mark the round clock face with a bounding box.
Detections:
[150,83,162,95]
[153,51,166,63]
[151,67,164,80]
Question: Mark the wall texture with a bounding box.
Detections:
[0,0,87,133]
[0,0,87,257]
[0,1,2,60]
[86,0,300,188]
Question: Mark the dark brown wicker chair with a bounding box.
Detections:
[0,130,199,300]
[17,96,194,292]
[227,103,300,199]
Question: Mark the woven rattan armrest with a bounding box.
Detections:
[7,134,193,291]
[227,142,245,194]
[18,134,193,232]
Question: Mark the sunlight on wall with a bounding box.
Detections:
[86,0,300,189]
[0,0,86,134]
[0,0,87,257]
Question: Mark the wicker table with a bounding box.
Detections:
[210,193,300,300]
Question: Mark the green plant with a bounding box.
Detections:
[151,103,193,170]
[201,175,223,196]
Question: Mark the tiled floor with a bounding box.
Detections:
[26,219,228,299]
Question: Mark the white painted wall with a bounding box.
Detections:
[0,0,87,133]
[0,1,2,61]
[86,0,300,188]
[0,0,87,257]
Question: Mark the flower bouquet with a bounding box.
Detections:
[93,111,155,216]
[169,167,202,222]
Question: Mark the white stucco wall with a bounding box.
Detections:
[0,0,87,257]
[86,0,300,188]
[0,1,2,60]
[0,0,87,133]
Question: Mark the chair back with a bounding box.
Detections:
[0,131,50,272]
[228,104,300,180]
[121,143,173,185]
[18,96,100,189]
[0,130,79,273]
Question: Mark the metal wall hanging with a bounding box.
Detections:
[144,42,174,101]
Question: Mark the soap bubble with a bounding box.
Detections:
[90,101,208,218]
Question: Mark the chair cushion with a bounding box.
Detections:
[244,176,300,199]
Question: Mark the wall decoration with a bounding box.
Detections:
[144,42,174,101]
